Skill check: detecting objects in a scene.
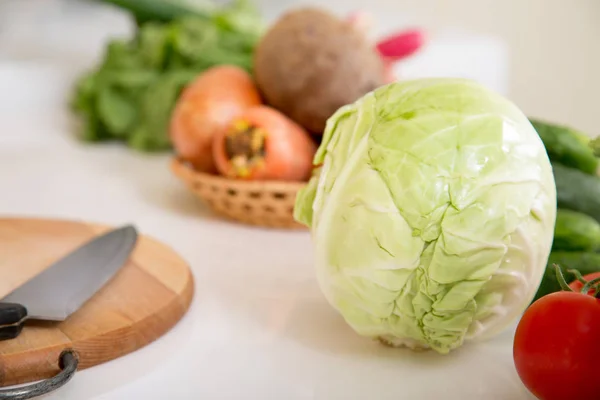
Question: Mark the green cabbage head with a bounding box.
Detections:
[294,78,556,354]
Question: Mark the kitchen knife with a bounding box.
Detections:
[0,225,138,340]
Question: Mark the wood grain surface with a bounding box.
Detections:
[0,218,195,387]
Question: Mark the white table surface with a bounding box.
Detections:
[0,1,532,399]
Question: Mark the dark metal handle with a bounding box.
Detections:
[0,303,27,341]
[0,350,79,400]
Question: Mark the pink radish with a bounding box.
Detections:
[376,28,425,61]
[346,12,425,61]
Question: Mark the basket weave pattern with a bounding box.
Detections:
[171,158,307,229]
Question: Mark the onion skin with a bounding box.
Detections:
[169,65,262,172]
[212,105,317,181]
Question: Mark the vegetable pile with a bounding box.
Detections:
[69,2,600,396]
[510,121,600,399]
[71,0,264,151]
[528,119,600,302]
[169,64,263,173]
[70,2,426,184]
[169,63,318,181]
[294,78,557,354]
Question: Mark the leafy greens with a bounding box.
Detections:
[70,0,263,151]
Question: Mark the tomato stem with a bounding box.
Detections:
[554,264,574,292]
[582,277,600,297]
[554,264,600,297]
[567,268,587,285]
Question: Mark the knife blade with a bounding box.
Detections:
[0,225,138,340]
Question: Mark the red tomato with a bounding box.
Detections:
[513,291,600,400]
[569,271,600,295]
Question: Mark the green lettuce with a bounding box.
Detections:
[70,0,263,152]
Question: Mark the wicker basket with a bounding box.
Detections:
[170,158,307,229]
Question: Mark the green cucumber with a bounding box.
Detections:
[533,252,600,302]
[552,209,600,252]
[552,162,600,223]
[530,118,598,175]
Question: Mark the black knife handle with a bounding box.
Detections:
[0,303,28,341]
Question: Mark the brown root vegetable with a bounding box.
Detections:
[212,105,316,181]
[169,65,262,173]
[253,7,386,134]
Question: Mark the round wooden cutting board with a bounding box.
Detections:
[0,218,194,388]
